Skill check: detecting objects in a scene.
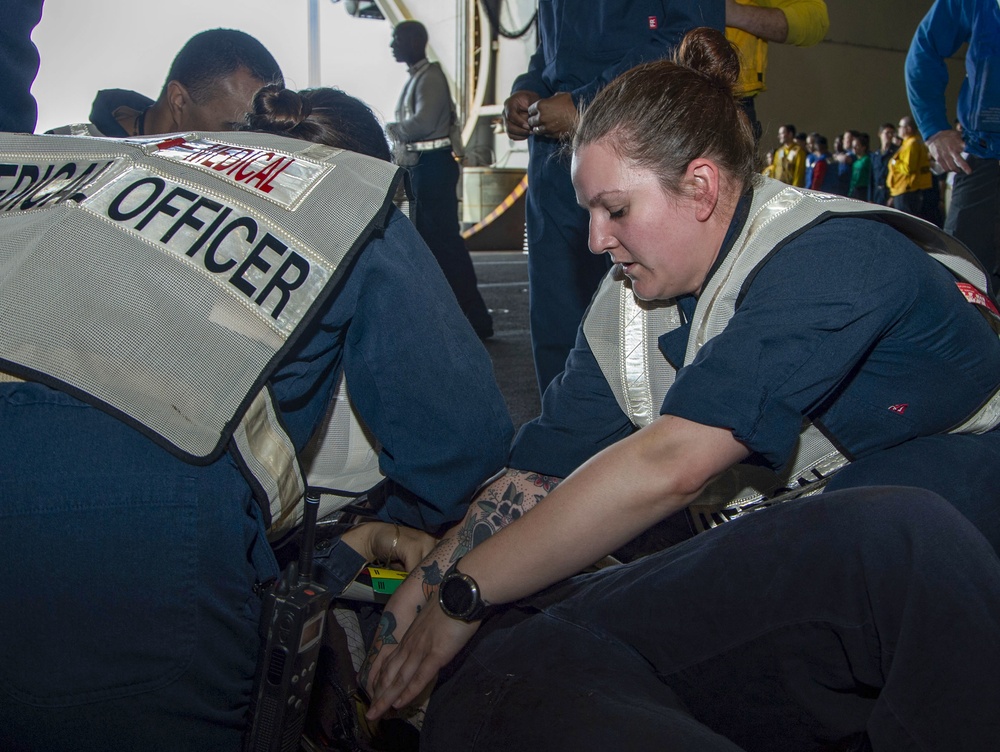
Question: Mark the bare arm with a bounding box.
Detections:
[366,414,750,717]
[359,468,561,692]
[727,0,829,46]
[726,0,789,43]
[340,522,435,573]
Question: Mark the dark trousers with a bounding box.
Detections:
[827,429,1000,553]
[738,96,762,144]
[891,190,923,217]
[945,156,1000,295]
[525,137,611,394]
[0,398,278,751]
[408,148,493,336]
[423,488,1000,752]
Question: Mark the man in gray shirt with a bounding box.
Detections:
[387,20,493,339]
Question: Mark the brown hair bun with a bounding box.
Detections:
[574,26,758,196]
[674,26,740,94]
[245,84,313,133]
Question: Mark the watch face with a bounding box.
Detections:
[440,574,475,618]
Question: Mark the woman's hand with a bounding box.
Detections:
[340,522,435,572]
[365,597,479,721]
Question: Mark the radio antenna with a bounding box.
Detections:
[298,490,321,584]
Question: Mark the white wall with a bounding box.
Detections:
[755,0,966,148]
[30,0,407,133]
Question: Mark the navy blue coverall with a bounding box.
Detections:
[512,0,724,394]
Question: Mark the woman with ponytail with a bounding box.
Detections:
[244,84,392,161]
[365,27,1000,751]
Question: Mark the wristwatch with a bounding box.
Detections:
[438,559,492,622]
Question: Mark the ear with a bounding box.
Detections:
[686,158,721,222]
[164,80,192,130]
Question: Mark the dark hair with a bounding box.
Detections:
[574,27,758,196]
[781,124,796,134]
[163,29,284,103]
[243,85,391,161]
[393,20,428,50]
[855,132,870,150]
[807,131,826,149]
[879,122,896,133]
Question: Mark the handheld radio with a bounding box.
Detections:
[245,490,333,752]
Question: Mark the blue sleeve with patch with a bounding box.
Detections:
[659,217,992,469]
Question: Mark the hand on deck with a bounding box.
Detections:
[365,597,479,720]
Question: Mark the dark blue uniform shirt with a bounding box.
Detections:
[513,0,723,106]
[511,209,1000,476]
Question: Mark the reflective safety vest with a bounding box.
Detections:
[0,131,403,535]
[584,177,1000,531]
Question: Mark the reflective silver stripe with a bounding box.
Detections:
[232,388,305,536]
[688,423,850,531]
[405,138,452,152]
[584,276,682,429]
[690,474,832,532]
[620,285,655,426]
[47,122,104,136]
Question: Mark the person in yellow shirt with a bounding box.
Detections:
[762,150,776,178]
[726,0,829,139]
[888,115,932,216]
[770,123,806,186]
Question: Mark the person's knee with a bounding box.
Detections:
[831,485,956,531]
[831,486,994,573]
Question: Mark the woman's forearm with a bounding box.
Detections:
[456,415,748,607]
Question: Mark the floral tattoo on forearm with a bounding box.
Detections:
[452,470,562,562]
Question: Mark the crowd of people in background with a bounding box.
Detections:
[764,117,947,227]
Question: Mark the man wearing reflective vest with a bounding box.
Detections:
[0,131,512,750]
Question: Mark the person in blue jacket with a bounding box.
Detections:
[906,0,1000,295]
[503,0,724,396]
